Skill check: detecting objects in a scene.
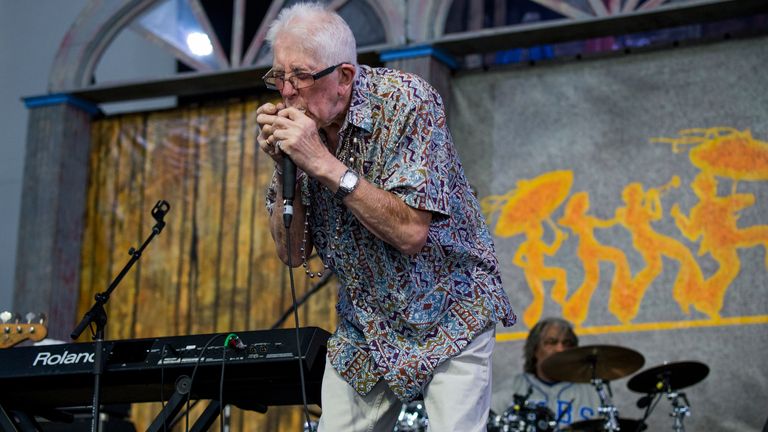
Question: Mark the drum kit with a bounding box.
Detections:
[393,345,709,432]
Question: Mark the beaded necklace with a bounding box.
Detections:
[300,127,362,277]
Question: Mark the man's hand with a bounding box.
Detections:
[272,107,336,179]
[256,102,286,163]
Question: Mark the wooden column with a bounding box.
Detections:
[14,95,97,341]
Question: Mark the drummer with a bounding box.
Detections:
[508,317,601,427]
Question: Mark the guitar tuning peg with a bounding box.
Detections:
[12,313,22,324]
[25,312,46,324]
[0,311,10,323]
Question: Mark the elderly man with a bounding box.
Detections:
[256,3,516,431]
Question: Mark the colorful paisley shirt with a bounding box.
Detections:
[267,65,516,401]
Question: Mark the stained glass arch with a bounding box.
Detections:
[50,0,397,92]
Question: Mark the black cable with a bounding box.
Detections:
[184,333,224,432]
[285,228,315,432]
[219,344,228,432]
[271,267,332,330]
[160,344,169,432]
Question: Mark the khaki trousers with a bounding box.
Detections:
[317,326,496,432]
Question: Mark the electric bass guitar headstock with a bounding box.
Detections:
[1,311,48,349]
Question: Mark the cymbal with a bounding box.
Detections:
[627,361,709,394]
[540,345,645,382]
[563,418,647,432]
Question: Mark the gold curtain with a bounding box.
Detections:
[79,98,338,431]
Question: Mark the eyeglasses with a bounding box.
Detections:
[262,63,344,91]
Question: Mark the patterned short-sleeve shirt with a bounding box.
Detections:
[267,65,516,401]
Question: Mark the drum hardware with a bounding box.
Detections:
[592,378,620,431]
[502,402,556,432]
[540,345,645,432]
[634,393,662,432]
[393,400,428,432]
[564,418,647,432]
[488,403,556,432]
[627,361,708,432]
[488,387,556,432]
[667,390,690,432]
[392,397,557,432]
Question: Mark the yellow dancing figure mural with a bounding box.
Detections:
[483,127,768,332]
[657,128,768,318]
[557,192,631,327]
[608,177,705,323]
[481,171,572,327]
[669,173,768,317]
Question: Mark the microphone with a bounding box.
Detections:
[282,153,296,228]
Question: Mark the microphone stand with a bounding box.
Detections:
[71,200,170,432]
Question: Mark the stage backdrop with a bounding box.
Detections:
[450,35,768,431]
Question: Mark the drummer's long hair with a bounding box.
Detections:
[524,317,579,374]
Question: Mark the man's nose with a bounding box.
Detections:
[280,79,297,98]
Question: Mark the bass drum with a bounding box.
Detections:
[491,404,556,432]
[393,400,429,432]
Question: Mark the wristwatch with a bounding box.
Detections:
[334,169,360,201]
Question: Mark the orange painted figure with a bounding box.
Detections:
[481,171,572,327]
[652,127,768,182]
[558,192,631,326]
[511,219,569,327]
[670,173,768,317]
[609,177,705,322]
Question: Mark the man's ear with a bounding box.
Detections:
[338,63,356,89]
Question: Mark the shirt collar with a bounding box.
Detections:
[343,64,374,134]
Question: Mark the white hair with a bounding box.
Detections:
[265,2,358,67]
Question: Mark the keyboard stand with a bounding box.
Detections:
[0,403,19,432]
[147,375,191,432]
[189,400,221,432]
[0,404,42,432]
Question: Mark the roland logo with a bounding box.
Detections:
[33,351,95,366]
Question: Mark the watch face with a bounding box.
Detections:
[341,171,358,189]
